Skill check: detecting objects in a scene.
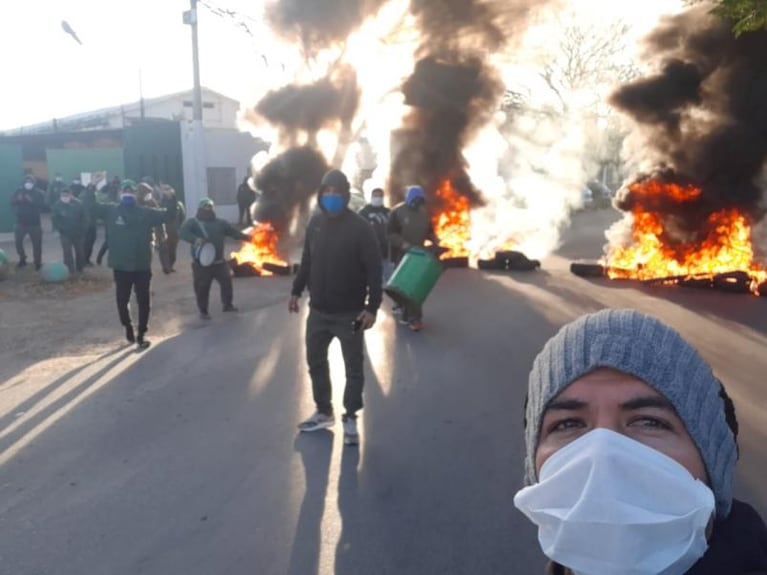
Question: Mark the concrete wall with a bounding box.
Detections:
[181,126,268,222]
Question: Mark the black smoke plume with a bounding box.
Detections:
[266,0,388,51]
[253,146,328,232]
[256,64,360,147]
[390,0,552,208]
[610,5,767,228]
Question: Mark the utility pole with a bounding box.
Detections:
[190,0,203,122]
[183,0,208,207]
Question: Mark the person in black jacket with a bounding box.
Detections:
[289,169,382,446]
[236,175,256,226]
[515,309,767,575]
[10,176,46,269]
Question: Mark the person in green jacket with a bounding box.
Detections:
[51,187,87,274]
[93,179,168,350]
[179,197,250,319]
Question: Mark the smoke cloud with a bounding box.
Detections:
[390,0,554,208]
[611,5,767,224]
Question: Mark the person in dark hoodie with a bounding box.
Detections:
[10,175,46,269]
[514,309,767,575]
[289,169,382,446]
[179,197,249,319]
[93,180,167,351]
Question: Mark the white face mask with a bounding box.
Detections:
[371,196,384,207]
[24,182,33,190]
[514,428,714,575]
[61,196,72,204]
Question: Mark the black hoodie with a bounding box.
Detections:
[292,186,382,315]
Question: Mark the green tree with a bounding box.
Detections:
[689,0,767,35]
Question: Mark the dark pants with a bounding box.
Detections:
[166,223,179,269]
[14,223,42,266]
[238,202,252,226]
[113,269,152,334]
[60,234,84,274]
[192,261,233,313]
[96,239,108,264]
[83,225,97,263]
[305,309,365,417]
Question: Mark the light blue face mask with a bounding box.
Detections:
[320,193,344,215]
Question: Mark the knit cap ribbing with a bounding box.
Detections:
[524,308,737,518]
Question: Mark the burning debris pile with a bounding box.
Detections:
[572,6,767,296]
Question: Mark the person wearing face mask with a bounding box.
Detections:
[179,197,250,319]
[92,180,168,351]
[51,188,87,274]
[289,169,382,446]
[160,185,185,272]
[386,185,439,331]
[10,176,46,270]
[358,187,391,276]
[514,308,767,575]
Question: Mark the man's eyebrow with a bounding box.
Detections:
[545,398,588,412]
[620,395,676,412]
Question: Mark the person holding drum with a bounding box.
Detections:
[387,185,439,331]
[93,179,168,350]
[289,169,382,446]
[179,198,251,320]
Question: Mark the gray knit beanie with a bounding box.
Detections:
[524,308,738,519]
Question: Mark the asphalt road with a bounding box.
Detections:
[1,208,766,575]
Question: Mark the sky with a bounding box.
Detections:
[0,0,684,131]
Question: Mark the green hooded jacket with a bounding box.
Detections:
[51,198,87,238]
[179,217,250,262]
[94,202,167,271]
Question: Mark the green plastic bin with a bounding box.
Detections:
[384,248,443,308]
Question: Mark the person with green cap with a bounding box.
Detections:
[179,197,250,319]
[515,308,767,574]
[93,179,168,350]
[51,187,87,274]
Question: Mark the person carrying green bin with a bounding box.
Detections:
[387,185,440,331]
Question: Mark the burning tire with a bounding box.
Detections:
[441,256,469,268]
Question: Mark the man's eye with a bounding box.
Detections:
[548,418,584,433]
[632,416,672,430]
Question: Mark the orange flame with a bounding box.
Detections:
[229,223,288,277]
[432,180,471,259]
[604,180,767,291]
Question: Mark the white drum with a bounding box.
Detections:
[193,241,216,266]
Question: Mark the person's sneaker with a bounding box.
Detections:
[16,259,26,269]
[199,311,211,320]
[223,304,238,312]
[125,325,136,343]
[297,412,335,432]
[392,303,402,315]
[343,417,359,446]
[136,333,151,351]
[408,319,424,332]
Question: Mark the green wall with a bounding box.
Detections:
[0,142,24,232]
[123,123,184,201]
[46,147,125,185]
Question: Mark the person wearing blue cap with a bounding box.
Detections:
[387,185,439,331]
[515,308,767,574]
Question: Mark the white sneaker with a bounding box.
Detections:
[297,411,335,432]
[343,417,359,445]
